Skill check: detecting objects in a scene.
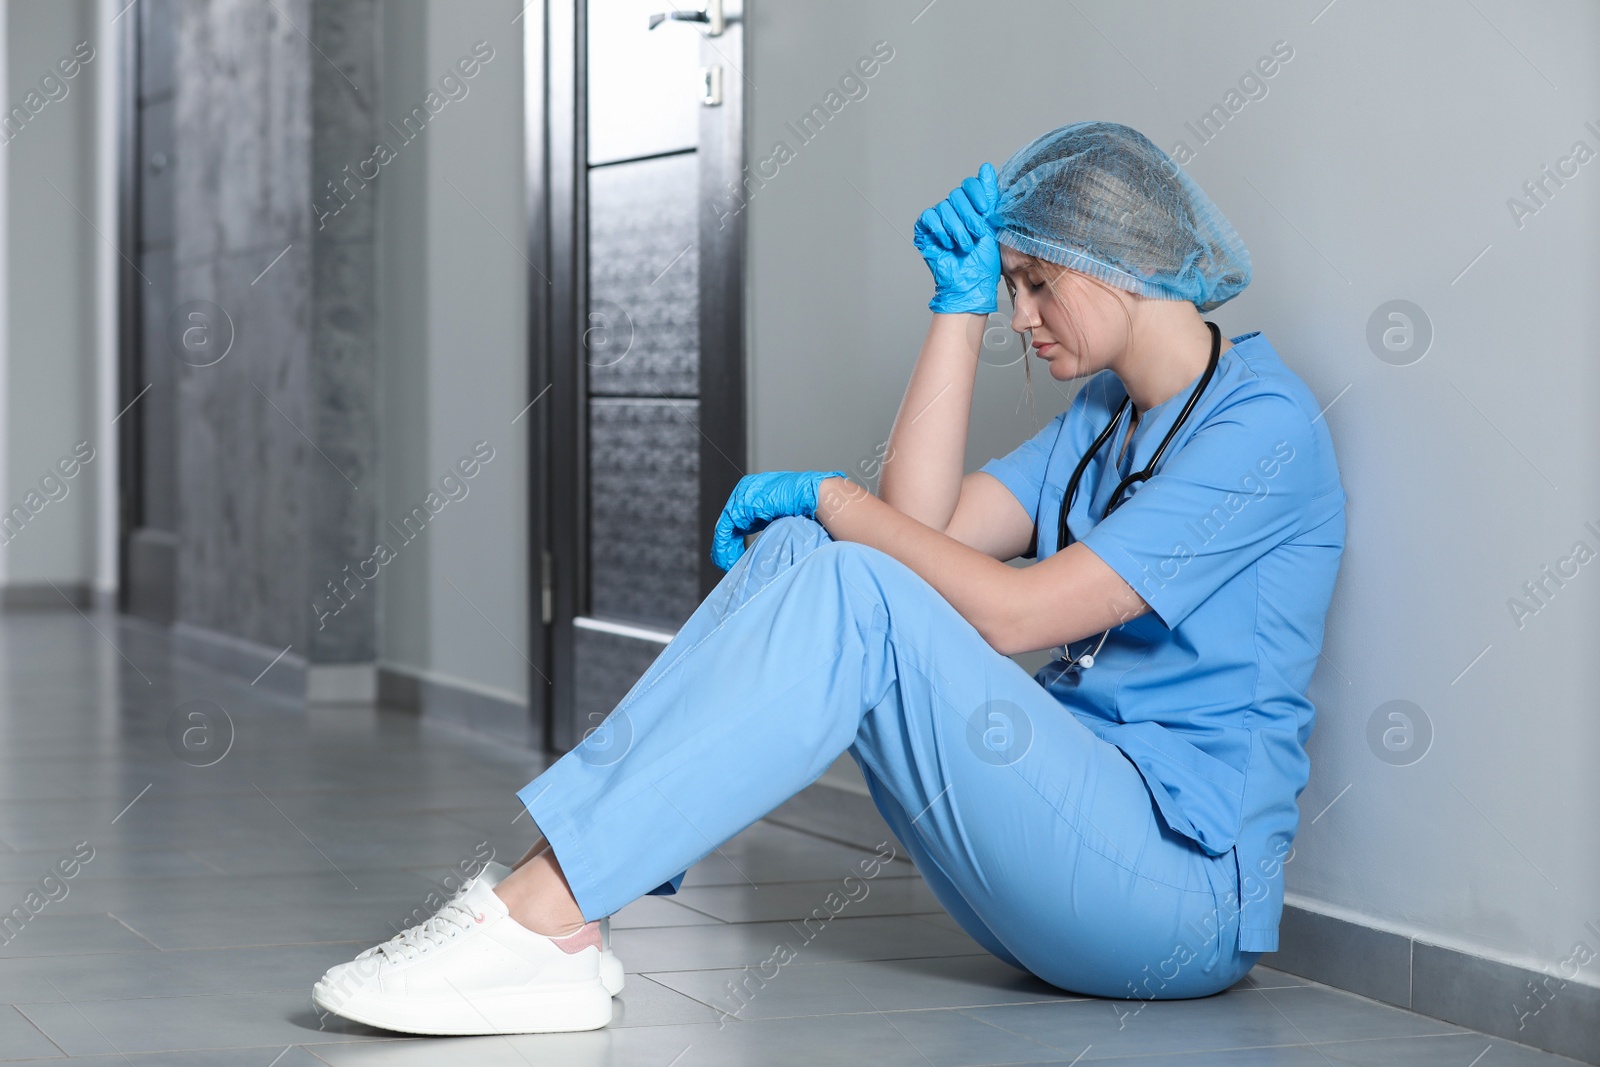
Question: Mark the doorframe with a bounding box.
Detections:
[694,3,748,606]
[114,3,143,615]
[523,0,561,750]
[529,0,748,754]
[529,0,585,754]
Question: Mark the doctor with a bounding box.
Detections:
[313,119,1347,1037]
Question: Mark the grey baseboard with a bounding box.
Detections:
[773,779,1599,1065]
[378,664,538,749]
[171,622,308,700]
[1262,907,1600,1065]
[1,581,96,610]
[1262,904,1413,1007]
[126,527,177,625]
[165,622,385,707]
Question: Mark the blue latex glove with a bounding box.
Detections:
[913,162,1001,315]
[711,469,848,572]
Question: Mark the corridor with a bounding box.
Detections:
[0,610,1576,1065]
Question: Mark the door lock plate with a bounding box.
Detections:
[699,65,723,107]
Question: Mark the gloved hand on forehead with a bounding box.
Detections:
[913,161,1001,315]
[985,120,1252,312]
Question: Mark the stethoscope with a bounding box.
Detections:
[1050,320,1223,672]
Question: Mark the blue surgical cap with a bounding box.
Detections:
[987,121,1251,312]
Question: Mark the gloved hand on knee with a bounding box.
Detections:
[913,161,1001,315]
[711,470,848,572]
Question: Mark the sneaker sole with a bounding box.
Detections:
[312,975,612,1036]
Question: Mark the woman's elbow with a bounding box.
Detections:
[969,570,1031,656]
[880,492,952,534]
[977,610,1029,658]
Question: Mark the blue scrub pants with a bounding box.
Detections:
[519,515,1259,1000]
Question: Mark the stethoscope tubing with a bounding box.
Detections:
[1053,320,1223,671]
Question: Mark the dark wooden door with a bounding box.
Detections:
[528,0,747,752]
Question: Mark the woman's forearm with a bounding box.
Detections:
[875,313,986,532]
[813,476,1140,656]
[815,476,1015,648]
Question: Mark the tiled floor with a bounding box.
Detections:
[0,610,1583,1065]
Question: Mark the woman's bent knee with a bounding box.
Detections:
[734,516,833,582]
[757,514,831,544]
[750,515,833,560]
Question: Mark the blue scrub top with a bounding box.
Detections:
[979,330,1346,953]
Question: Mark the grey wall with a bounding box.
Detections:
[172,0,312,650]
[2,0,532,708]
[307,0,381,663]
[746,1,1599,988]
[159,0,530,702]
[170,0,379,665]
[2,0,101,592]
[376,0,529,706]
[376,0,430,674]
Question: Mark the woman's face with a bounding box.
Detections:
[1000,245,1130,381]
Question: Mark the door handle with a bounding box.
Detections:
[647,0,725,37]
[647,9,707,31]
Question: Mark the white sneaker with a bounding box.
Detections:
[475,861,625,996]
[599,914,625,996]
[312,867,611,1035]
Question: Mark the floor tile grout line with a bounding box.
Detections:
[650,996,1103,1025]
[955,1004,1089,1061]
[1046,1031,1497,1059]
[642,964,1088,1001]
[755,819,923,867]
[957,1003,1085,1061]
[630,970,718,1011]
[622,908,950,927]
[0,1034,403,1061]
[104,912,163,952]
[614,950,999,981]
[7,982,417,1006]
[7,1002,70,1059]
[840,974,942,1067]
[665,872,927,890]
[182,847,229,875]
[37,977,140,1063]
[1252,972,1482,1035]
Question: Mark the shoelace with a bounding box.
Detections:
[375,898,487,963]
